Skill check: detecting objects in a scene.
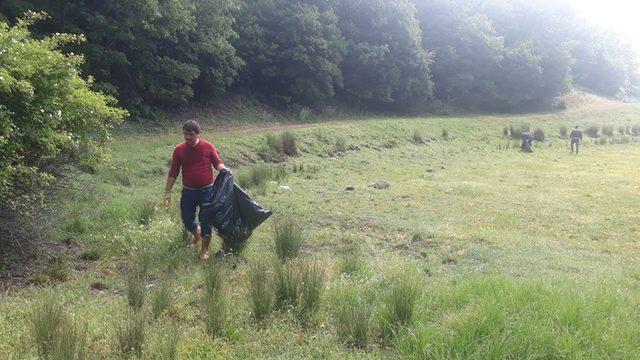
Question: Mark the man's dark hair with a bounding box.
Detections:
[183,120,200,134]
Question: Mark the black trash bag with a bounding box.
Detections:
[201,171,272,253]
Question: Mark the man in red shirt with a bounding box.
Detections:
[164,120,230,260]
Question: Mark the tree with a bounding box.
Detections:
[336,0,433,110]
[236,0,345,107]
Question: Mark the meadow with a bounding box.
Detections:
[2,96,640,359]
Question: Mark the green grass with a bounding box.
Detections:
[247,260,276,322]
[2,98,640,358]
[273,215,304,261]
[116,310,146,358]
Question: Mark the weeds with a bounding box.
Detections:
[274,260,324,320]
[335,137,347,152]
[79,248,101,261]
[338,242,364,275]
[441,129,449,139]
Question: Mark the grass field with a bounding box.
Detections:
[2,97,640,359]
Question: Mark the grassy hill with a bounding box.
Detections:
[2,97,640,359]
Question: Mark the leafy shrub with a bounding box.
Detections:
[533,128,545,141]
[0,12,127,221]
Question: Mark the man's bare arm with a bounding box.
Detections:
[165,176,177,194]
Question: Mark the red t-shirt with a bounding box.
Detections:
[168,139,223,189]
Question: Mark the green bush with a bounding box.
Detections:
[0,12,127,218]
[275,259,325,320]
[533,128,545,142]
[137,200,156,226]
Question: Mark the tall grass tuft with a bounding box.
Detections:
[202,261,227,337]
[274,260,324,320]
[248,261,276,322]
[273,215,303,261]
[152,283,173,319]
[265,133,282,154]
[51,319,88,360]
[559,125,567,138]
[281,131,298,156]
[31,299,88,359]
[380,272,421,339]
[127,272,146,312]
[116,310,146,358]
[533,128,545,141]
[586,126,599,138]
[618,126,626,135]
[156,320,179,360]
[295,260,325,320]
[632,124,640,135]
[275,261,299,308]
[502,127,509,137]
[31,300,64,358]
[333,284,371,349]
[602,126,614,137]
[441,129,449,139]
[338,242,365,275]
[137,200,156,226]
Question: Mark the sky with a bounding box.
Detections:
[568,0,640,55]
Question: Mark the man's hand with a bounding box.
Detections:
[161,192,171,206]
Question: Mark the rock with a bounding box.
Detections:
[372,180,389,189]
[279,185,291,190]
[345,185,355,191]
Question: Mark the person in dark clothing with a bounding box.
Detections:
[521,131,534,152]
[570,125,583,154]
[164,120,231,260]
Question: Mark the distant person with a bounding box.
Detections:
[164,120,231,260]
[570,125,583,154]
[521,131,534,152]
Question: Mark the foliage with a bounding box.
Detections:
[0,12,127,220]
